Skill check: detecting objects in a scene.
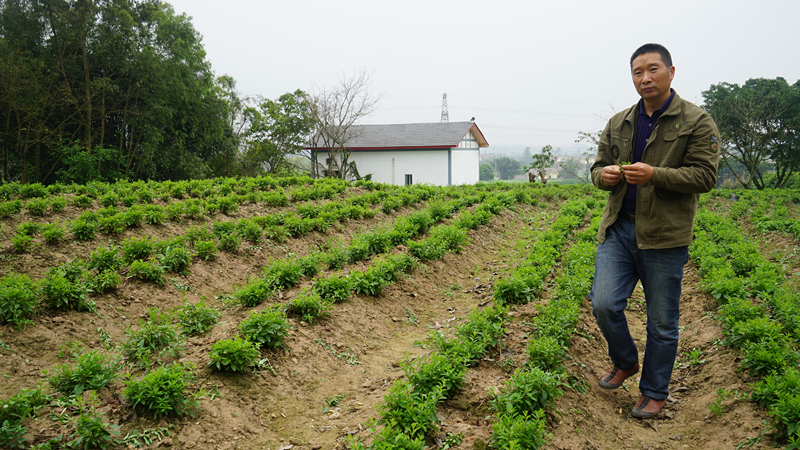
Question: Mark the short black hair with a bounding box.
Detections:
[630,43,672,68]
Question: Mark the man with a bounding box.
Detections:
[589,43,720,419]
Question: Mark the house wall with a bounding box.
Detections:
[451,148,480,185]
[317,150,450,186]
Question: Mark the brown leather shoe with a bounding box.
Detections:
[631,396,666,419]
[598,363,640,390]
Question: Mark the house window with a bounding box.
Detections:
[404,174,413,186]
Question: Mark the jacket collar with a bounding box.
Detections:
[624,91,683,124]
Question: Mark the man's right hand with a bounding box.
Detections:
[601,165,624,186]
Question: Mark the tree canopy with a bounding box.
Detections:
[702,77,800,189]
[0,0,234,184]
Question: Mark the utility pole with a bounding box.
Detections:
[440,93,449,122]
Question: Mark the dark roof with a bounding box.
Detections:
[315,121,488,150]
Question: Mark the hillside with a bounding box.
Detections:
[0,179,798,450]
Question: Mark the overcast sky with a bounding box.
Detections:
[167,0,800,155]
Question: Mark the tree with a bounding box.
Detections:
[479,163,495,181]
[241,90,313,177]
[559,131,600,184]
[702,78,800,189]
[494,157,522,180]
[528,145,555,183]
[306,70,382,179]
[0,0,234,184]
[518,146,532,164]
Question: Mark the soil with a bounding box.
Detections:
[1,190,797,450]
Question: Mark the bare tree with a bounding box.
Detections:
[306,69,383,179]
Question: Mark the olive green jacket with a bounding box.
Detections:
[591,92,720,249]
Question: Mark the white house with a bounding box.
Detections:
[310,121,489,186]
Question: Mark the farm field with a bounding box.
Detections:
[0,179,798,450]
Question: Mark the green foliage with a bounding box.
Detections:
[9,233,34,253]
[40,273,94,312]
[89,270,122,294]
[208,335,261,373]
[68,392,121,450]
[526,335,566,372]
[350,269,389,297]
[740,339,800,377]
[0,388,51,424]
[87,245,122,273]
[0,273,39,328]
[72,195,94,209]
[286,289,332,324]
[0,419,28,449]
[41,222,66,244]
[193,240,217,261]
[376,380,444,440]
[128,260,166,284]
[403,352,466,398]
[160,245,193,273]
[176,301,220,335]
[217,232,241,252]
[238,307,290,349]
[124,362,202,418]
[263,259,305,290]
[312,273,352,303]
[725,316,784,348]
[491,368,563,416]
[121,319,185,366]
[47,349,119,396]
[25,198,49,216]
[490,410,550,450]
[121,237,154,264]
[234,278,275,307]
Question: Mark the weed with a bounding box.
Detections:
[314,338,360,365]
[119,425,172,448]
[405,308,419,326]
[709,387,749,417]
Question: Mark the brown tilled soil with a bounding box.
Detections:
[0,193,795,450]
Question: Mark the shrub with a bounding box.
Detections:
[185,225,213,244]
[490,410,550,450]
[238,307,290,349]
[9,234,34,253]
[89,270,122,294]
[70,219,97,241]
[376,380,444,440]
[143,205,166,225]
[208,336,261,373]
[98,214,125,235]
[0,200,23,218]
[491,367,564,416]
[20,182,48,198]
[740,339,800,377]
[194,240,217,261]
[177,301,220,335]
[403,352,467,398]
[263,259,305,290]
[725,316,784,348]
[47,349,119,396]
[121,320,184,365]
[98,193,119,208]
[41,222,66,244]
[40,273,94,312]
[73,194,94,208]
[0,273,39,328]
[160,245,193,273]
[237,219,262,244]
[234,279,275,307]
[128,260,166,284]
[87,246,122,273]
[25,198,48,216]
[526,335,566,372]
[312,273,351,303]
[218,232,241,252]
[350,269,389,297]
[121,237,154,264]
[124,362,201,418]
[286,289,332,324]
[122,208,143,228]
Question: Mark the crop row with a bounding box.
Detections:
[0,183,544,449]
[343,194,603,449]
[691,202,800,445]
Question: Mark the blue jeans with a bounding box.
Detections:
[590,219,688,400]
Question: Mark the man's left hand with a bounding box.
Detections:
[622,162,654,185]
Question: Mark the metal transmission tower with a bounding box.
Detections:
[440,93,449,122]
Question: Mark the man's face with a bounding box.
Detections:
[631,52,675,104]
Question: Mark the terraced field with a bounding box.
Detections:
[1,179,798,450]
